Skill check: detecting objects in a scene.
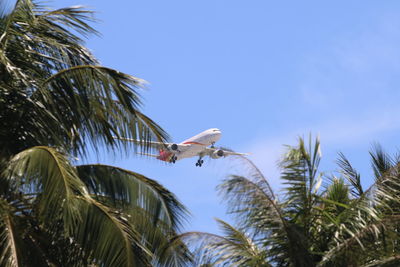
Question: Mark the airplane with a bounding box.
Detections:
[115,128,248,167]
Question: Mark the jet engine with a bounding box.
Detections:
[211,149,224,159]
[168,144,179,151]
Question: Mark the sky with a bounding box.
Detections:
[45,0,400,234]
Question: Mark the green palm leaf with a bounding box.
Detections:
[37,65,168,154]
[280,136,321,219]
[180,219,269,267]
[361,255,400,267]
[4,147,161,266]
[217,153,281,231]
[0,198,23,267]
[76,164,188,230]
[125,206,191,267]
[0,0,168,157]
[218,155,314,265]
[5,146,87,234]
[75,197,152,266]
[370,144,394,181]
[185,137,400,266]
[337,152,363,198]
[1,1,190,265]
[212,219,268,266]
[318,154,400,266]
[76,164,190,266]
[0,195,55,267]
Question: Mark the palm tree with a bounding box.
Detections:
[2,147,190,266]
[0,1,190,266]
[182,137,400,267]
[0,0,167,158]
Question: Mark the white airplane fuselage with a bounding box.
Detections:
[157,128,221,162]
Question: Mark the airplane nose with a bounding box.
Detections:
[208,128,221,139]
[213,130,222,140]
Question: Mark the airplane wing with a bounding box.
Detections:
[204,147,249,158]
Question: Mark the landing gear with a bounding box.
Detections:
[211,142,215,148]
[195,159,204,167]
[170,155,177,164]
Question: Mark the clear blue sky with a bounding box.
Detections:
[50,0,400,233]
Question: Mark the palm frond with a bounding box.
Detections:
[218,137,322,266]
[213,219,267,266]
[0,1,189,265]
[0,87,67,156]
[280,136,321,216]
[123,205,191,267]
[0,188,63,266]
[0,0,35,84]
[74,197,153,266]
[217,151,280,231]
[218,175,284,233]
[318,160,400,266]
[178,231,226,266]
[4,146,88,234]
[4,147,169,266]
[361,255,400,267]
[325,178,350,211]
[76,164,191,266]
[370,143,394,181]
[337,152,363,198]
[36,65,168,155]
[317,215,400,267]
[1,1,168,157]
[1,0,97,69]
[186,136,400,266]
[278,136,322,265]
[0,198,23,267]
[180,220,269,267]
[76,164,188,231]
[39,5,98,38]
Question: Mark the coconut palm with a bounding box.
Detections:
[0,1,190,266]
[1,147,190,266]
[182,137,400,267]
[0,0,167,158]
